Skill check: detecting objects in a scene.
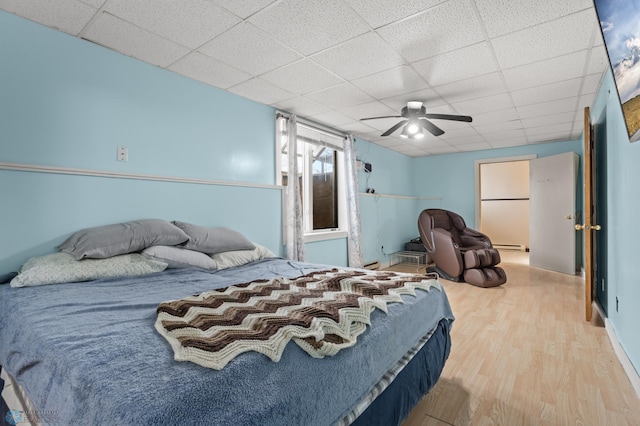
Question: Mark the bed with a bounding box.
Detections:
[0,221,454,426]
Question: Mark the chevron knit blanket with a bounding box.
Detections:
[155,269,441,370]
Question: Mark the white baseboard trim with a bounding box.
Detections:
[595,302,640,400]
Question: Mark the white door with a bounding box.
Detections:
[529,152,578,275]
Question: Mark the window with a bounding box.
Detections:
[276,116,346,241]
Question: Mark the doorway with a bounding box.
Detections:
[475,155,535,258]
[479,160,531,251]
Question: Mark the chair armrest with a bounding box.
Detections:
[431,229,464,277]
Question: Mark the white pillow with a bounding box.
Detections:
[10,252,167,288]
[210,244,275,270]
[142,245,217,270]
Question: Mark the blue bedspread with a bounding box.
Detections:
[0,259,454,425]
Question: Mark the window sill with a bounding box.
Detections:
[304,230,348,243]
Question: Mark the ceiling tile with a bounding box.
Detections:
[305,83,375,110]
[373,137,407,148]
[311,33,406,80]
[310,110,354,127]
[529,132,574,144]
[343,0,445,29]
[84,12,189,67]
[502,50,588,91]
[439,127,479,140]
[425,146,459,155]
[524,122,573,137]
[434,72,507,104]
[209,0,276,19]
[473,119,523,133]
[168,51,251,89]
[352,65,429,99]
[376,0,485,62]
[339,121,378,134]
[80,0,106,7]
[492,10,595,70]
[586,45,609,75]
[516,97,578,119]
[104,0,240,49]
[510,78,582,107]
[261,59,344,95]
[471,107,520,126]
[199,22,302,75]
[456,142,493,151]
[484,128,527,142]
[578,93,597,112]
[338,101,398,121]
[1,0,97,35]
[444,135,486,146]
[381,89,446,112]
[413,42,498,87]
[521,112,575,127]
[274,96,330,117]
[451,93,514,115]
[490,137,528,147]
[228,78,294,105]
[249,0,370,55]
[475,0,593,38]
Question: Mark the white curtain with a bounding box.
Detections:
[343,135,364,268]
[285,114,305,261]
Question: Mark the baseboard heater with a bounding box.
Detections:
[363,260,380,270]
[493,244,527,251]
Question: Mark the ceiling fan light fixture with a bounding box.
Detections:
[400,125,423,140]
[406,121,420,134]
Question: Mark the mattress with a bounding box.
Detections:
[0,258,454,425]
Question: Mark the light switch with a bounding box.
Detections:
[117,146,128,162]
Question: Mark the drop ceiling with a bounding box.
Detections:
[0,0,608,157]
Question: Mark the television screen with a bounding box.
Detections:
[593,0,640,142]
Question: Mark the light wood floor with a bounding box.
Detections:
[394,252,640,426]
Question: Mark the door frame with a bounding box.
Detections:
[474,155,536,230]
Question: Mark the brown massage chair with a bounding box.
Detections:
[418,209,506,288]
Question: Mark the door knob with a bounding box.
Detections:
[591,224,601,231]
[575,224,586,230]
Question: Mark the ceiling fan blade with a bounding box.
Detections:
[424,113,473,122]
[381,120,408,136]
[360,115,403,121]
[420,119,445,136]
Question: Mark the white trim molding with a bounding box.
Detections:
[594,302,640,400]
[0,162,281,191]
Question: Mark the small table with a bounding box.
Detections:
[389,251,428,272]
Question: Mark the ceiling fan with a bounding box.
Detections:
[360,101,472,139]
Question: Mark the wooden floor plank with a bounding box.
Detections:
[396,251,640,425]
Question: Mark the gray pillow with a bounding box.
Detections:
[58,219,190,260]
[171,221,255,254]
[142,245,217,270]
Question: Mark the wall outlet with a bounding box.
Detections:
[117,146,128,162]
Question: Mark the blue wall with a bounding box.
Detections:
[0,12,280,273]
[590,69,640,375]
[412,140,583,229]
[354,140,419,266]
